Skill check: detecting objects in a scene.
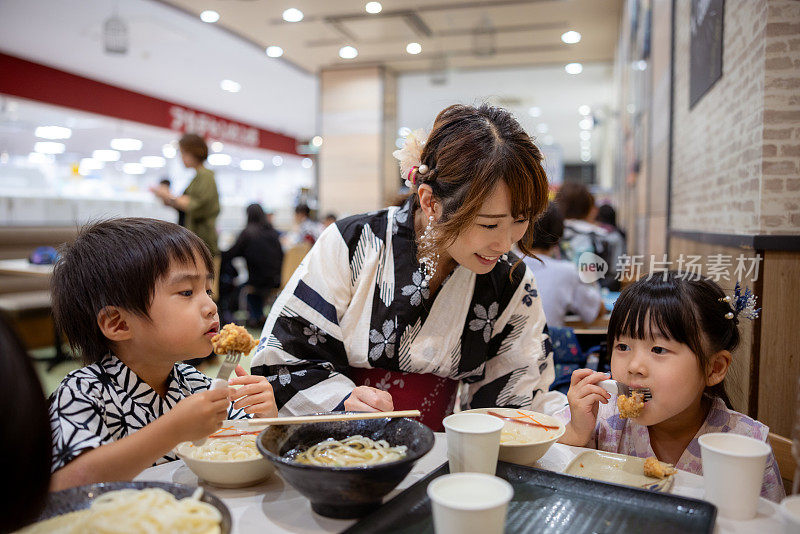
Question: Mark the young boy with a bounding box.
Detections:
[48,218,277,490]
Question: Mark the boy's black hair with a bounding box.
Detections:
[531,202,564,250]
[51,218,214,365]
[607,271,740,406]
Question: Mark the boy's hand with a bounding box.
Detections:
[229,365,278,418]
[564,369,611,446]
[164,389,229,442]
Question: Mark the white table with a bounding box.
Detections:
[0,258,54,276]
[136,434,784,533]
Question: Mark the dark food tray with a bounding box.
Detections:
[344,461,716,533]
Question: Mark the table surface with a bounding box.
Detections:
[136,433,784,534]
[0,258,54,276]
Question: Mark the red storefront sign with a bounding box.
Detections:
[0,52,299,155]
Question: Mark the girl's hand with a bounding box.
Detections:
[164,388,229,442]
[344,386,394,413]
[229,365,278,418]
[563,369,611,446]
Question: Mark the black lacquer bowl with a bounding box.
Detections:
[257,413,434,519]
[24,481,232,532]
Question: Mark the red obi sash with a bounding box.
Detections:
[349,368,458,432]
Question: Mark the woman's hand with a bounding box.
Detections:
[228,365,278,418]
[344,386,394,412]
[560,369,611,447]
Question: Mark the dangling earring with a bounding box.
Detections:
[419,215,439,288]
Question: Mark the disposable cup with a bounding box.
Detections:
[442,413,504,474]
[427,473,513,534]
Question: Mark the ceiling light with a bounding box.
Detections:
[302,157,313,169]
[211,141,224,152]
[311,136,323,147]
[240,159,264,171]
[633,60,648,71]
[398,127,411,137]
[207,153,231,166]
[581,153,591,162]
[339,46,358,59]
[282,8,303,22]
[200,10,220,23]
[579,131,591,141]
[406,42,422,55]
[93,149,121,161]
[578,105,591,116]
[140,156,166,168]
[220,79,241,93]
[110,138,143,151]
[536,123,549,134]
[561,31,581,44]
[80,158,104,170]
[266,46,283,58]
[272,155,284,166]
[565,62,583,75]
[35,126,71,139]
[365,2,382,14]
[34,141,65,154]
[123,162,145,174]
[162,144,177,158]
[528,106,541,118]
[579,118,594,130]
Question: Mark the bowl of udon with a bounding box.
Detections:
[175,419,274,488]
[17,481,231,533]
[460,407,565,465]
[257,412,435,519]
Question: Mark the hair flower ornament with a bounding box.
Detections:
[392,128,428,187]
[718,282,761,320]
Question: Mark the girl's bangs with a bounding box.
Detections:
[609,283,692,345]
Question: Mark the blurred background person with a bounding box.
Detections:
[524,203,604,327]
[322,212,337,228]
[223,203,284,328]
[285,203,321,247]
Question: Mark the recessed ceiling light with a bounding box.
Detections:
[93,149,120,161]
[123,163,146,174]
[220,79,241,93]
[302,157,313,168]
[162,144,177,158]
[579,118,594,130]
[34,141,65,154]
[339,46,358,59]
[283,8,303,22]
[528,106,542,117]
[365,2,382,14]
[272,155,284,166]
[581,153,591,162]
[200,10,220,23]
[311,136,323,147]
[561,31,581,44]
[35,126,71,140]
[110,138,143,151]
[579,130,591,141]
[266,46,284,58]
[207,153,232,166]
[565,62,583,75]
[633,60,648,71]
[211,141,224,152]
[240,159,264,171]
[578,105,591,116]
[141,156,166,168]
[406,42,422,55]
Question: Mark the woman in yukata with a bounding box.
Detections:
[250,104,567,430]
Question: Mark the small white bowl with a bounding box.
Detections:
[459,408,565,465]
[780,495,800,533]
[175,420,274,488]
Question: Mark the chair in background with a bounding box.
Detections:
[768,432,798,495]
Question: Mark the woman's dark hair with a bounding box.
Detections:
[555,182,594,220]
[246,203,270,228]
[607,271,740,406]
[531,202,564,250]
[0,315,51,531]
[413,103,550,268]
[596,204,617,227]
[51,218,214,365]
[178,133,209,163]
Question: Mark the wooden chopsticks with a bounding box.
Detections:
[246,410,421,426]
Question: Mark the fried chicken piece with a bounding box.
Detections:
[643,456,677,479]
[211,323,258,355]
[617,390,645,418]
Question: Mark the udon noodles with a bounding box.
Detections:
[288,435,407,467]
[186,434,260,461]
[18,487,221,534]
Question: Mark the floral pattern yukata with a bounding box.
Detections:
[251,198,567,429]
[49,355,249,472]
[554,395,786,502]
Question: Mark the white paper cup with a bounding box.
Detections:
[699,432,771,520]
[780,495,800,533]
[443,413,504,474]
[427,473,513,534]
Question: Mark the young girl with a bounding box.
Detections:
[48,218,277,490]
[557,272,784,502]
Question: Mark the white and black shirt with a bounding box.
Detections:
[49,355,249,472]
[251,198,567,416]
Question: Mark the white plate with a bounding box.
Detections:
[564,450,675,492]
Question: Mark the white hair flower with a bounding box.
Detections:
[392,128,428,187]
